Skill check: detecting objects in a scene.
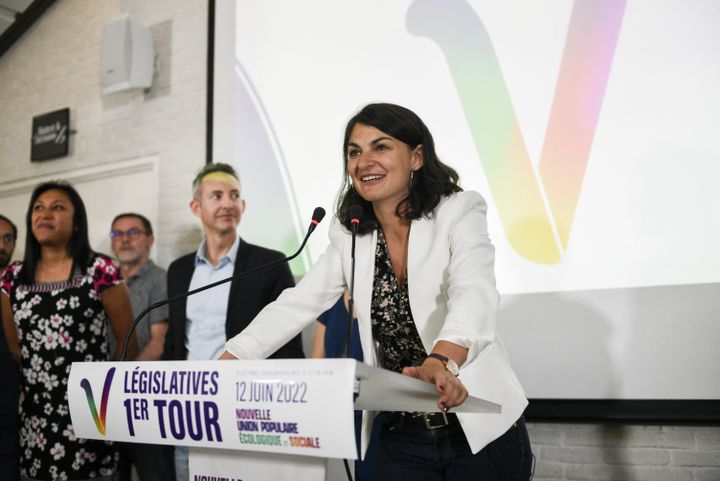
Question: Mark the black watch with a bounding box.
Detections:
[426,353,460,377]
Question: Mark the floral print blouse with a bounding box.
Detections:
[370,229,427,373]
[1,254,122,481]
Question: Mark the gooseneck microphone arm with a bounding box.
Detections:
[120,207,326,361]
[342,205,362,359]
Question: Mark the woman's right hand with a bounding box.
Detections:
[402,358,468,411]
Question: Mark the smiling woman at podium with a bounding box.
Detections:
[222,103,533,481]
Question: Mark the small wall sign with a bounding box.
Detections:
[31,108,70,161]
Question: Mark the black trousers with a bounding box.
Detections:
[117,442,176,481]
[0,415,20,481]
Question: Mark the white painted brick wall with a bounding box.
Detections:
[528,423,720,481]
[0,0,206,267]
[1,2,718,480]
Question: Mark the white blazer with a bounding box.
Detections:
[225,191,528,454]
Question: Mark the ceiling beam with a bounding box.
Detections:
[0,0,57,60]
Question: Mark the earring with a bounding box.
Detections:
[410,170,415,188]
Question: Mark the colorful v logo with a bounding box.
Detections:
[407,0,627,264]
[80,367,115,435]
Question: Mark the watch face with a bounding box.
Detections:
[445,359,460,377]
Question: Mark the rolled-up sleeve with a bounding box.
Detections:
[434,192,499,366]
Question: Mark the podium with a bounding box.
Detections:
[68,359,501,480]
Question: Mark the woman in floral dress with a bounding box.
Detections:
[1,181,138,481]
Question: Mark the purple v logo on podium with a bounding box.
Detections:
[80,367,116,435]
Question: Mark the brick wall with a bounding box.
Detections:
[528,423,720,481]
[0,0,207,266]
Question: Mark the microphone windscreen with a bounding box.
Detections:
[349,205,363,222]
[312,207,326,224]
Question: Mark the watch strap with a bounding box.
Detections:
[427,353,450,364]
[426,353,459,377]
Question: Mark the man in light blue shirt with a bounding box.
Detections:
[185,235,238,360]
[163,163,304,481]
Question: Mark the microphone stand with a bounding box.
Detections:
[342,205,362,359]
[341,205,362,481]
[120,208,325,361]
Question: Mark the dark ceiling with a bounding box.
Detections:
[0,0,57,59]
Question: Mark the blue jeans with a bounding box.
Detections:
[373,415,532,481]
[174,446,188,481]
[355,411,382,481]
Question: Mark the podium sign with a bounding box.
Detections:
[68,359,358,459]
[69,358,502,481]
[190,447,326,481]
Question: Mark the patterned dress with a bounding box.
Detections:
[1,254,121,481]
[370,229,427,373]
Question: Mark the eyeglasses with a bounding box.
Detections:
[109,228,148,239]
[1,234,15,244]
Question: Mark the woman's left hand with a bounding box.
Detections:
[402,358,468,411]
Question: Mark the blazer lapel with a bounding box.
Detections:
[174,254,195,360]
[352,229,377,365]
[227,238,249,323]
[407,215,435,352]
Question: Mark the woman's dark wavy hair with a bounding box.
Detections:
[21,181,92,284]
[336,103,462,234]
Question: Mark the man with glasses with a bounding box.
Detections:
[0,214,19,481]
[108,213,174,481]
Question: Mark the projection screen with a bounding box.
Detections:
[211,0,720,420]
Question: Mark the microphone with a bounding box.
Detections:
[348,205,361,233]
[308,206,325,234]
[343,205,362,358]
[120,207,326,361]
